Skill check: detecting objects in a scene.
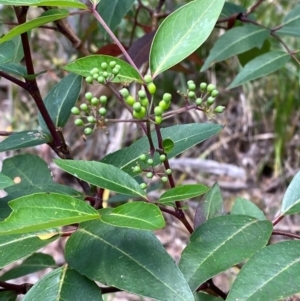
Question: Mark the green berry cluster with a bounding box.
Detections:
[71,90,108,136]
[183,80,225,115]
[85,61,121,85]
[131,152,173,189]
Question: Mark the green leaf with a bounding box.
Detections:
[23,266,103,301]
[0,173,14,190]
[228,50,291,89]
[201,25,270,71]
[280,170,300,215]
[101,123,223,176]
[0,41,15,64]
[0,229,59,268]
[97,0,135,37]
[63,55,143,84]
[277,4,300,38]
[0,193,99,235]
[100,202,165,230]
[0,131,51,152]
[150,0,225,77]
[226,240,300,301]
[38,73,82,131]
[158,184,209,204]
[220,2,246,18]
[0,63,27,77]
[0,291,17,301]
[162,138,174,153]
[0,11,69,44]
[10,36,24,63]
[65,220,194,301]
[179,215,272,291]
[54,160,147,198]
[195,292,223,301]
[0,0,86,9]
[194,183,223,228]
[0,253,56,281]
[231,197,266,220]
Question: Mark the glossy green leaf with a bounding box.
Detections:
[0,291,17,301]
[97,0,135,37]
[0,173,14,190]
[0,63,27,78]
[54,160,146,199]
[0,41,15,64]
[220,2,246,18]
[101,123,223,176]
[281,170,300,215]
[38,73,82,131]
[65,220,194,301]
[179,215,272,291]
[226,240,300,301]
[162,138,174,153]
[231,197,266,220]
[0,253,56,281]
[150,0,225,77]
[277,4,300,38]
[0,229,59,268]
[23,266,103,301]
[195,292,223,301]
[101,202,165,230]
[0,0,86,9]
[194,183,223,228]
[158,184,209,204]
[0,11,69,44]
[201,25,270,71]
[0,193,99,235]
[228,50,291,89]
[63,55,143,84]
[10,36,24,63]
[0,131,51,152]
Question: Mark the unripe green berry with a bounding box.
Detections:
[214,105,225,113]
[133,102,142,112]
[207,84,216,92]
[188,91,196,99]
[147,82,156,95]
[159,154,166,162]
[86,76,93,84]
[158,100,169,111]
[91,97,99,106]
[74,118,84,126]
[109,61,116,68]
[85,92,93,100]
[140,98,149,107]
[97,76,105,84]
[140,183,147,189]
[112,68,119,75]
[166,168,172,175]
[155,115,162,124]
[146,172,153,178]
[80,103,89,111]
[87,116,96,123]
[99,107,107,116]
[100,96,108,105]
[211,89,219,97]
[92,73,99,79]
[133,166,141,173]
[90,68,99,75]
[139,154,147,161]
[187,80,194,85]
[133,107,146,119]
[161,176,168,183]
[71,107,80,115]
[125,95,135,106]
[101,62,108,70]
[163,93,172,102]
[154,106,163,116]
[147,158,154,166]
[188,83,196,91]
[207,96,215,105]
[102,71,108,78]
[115,64,121,70]
[84,127,93,135]
[120,88,129,98]
[195,98,202,106]
[138,90,147,99]
[144,74,152,84]
[200,82,207,91]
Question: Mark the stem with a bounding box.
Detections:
[0,281,32,295]
[272,215,284,226]
[272,230,300,240]
[246,0,266,16]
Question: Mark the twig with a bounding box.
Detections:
[272,230,300,240]
[0,281,32,295]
